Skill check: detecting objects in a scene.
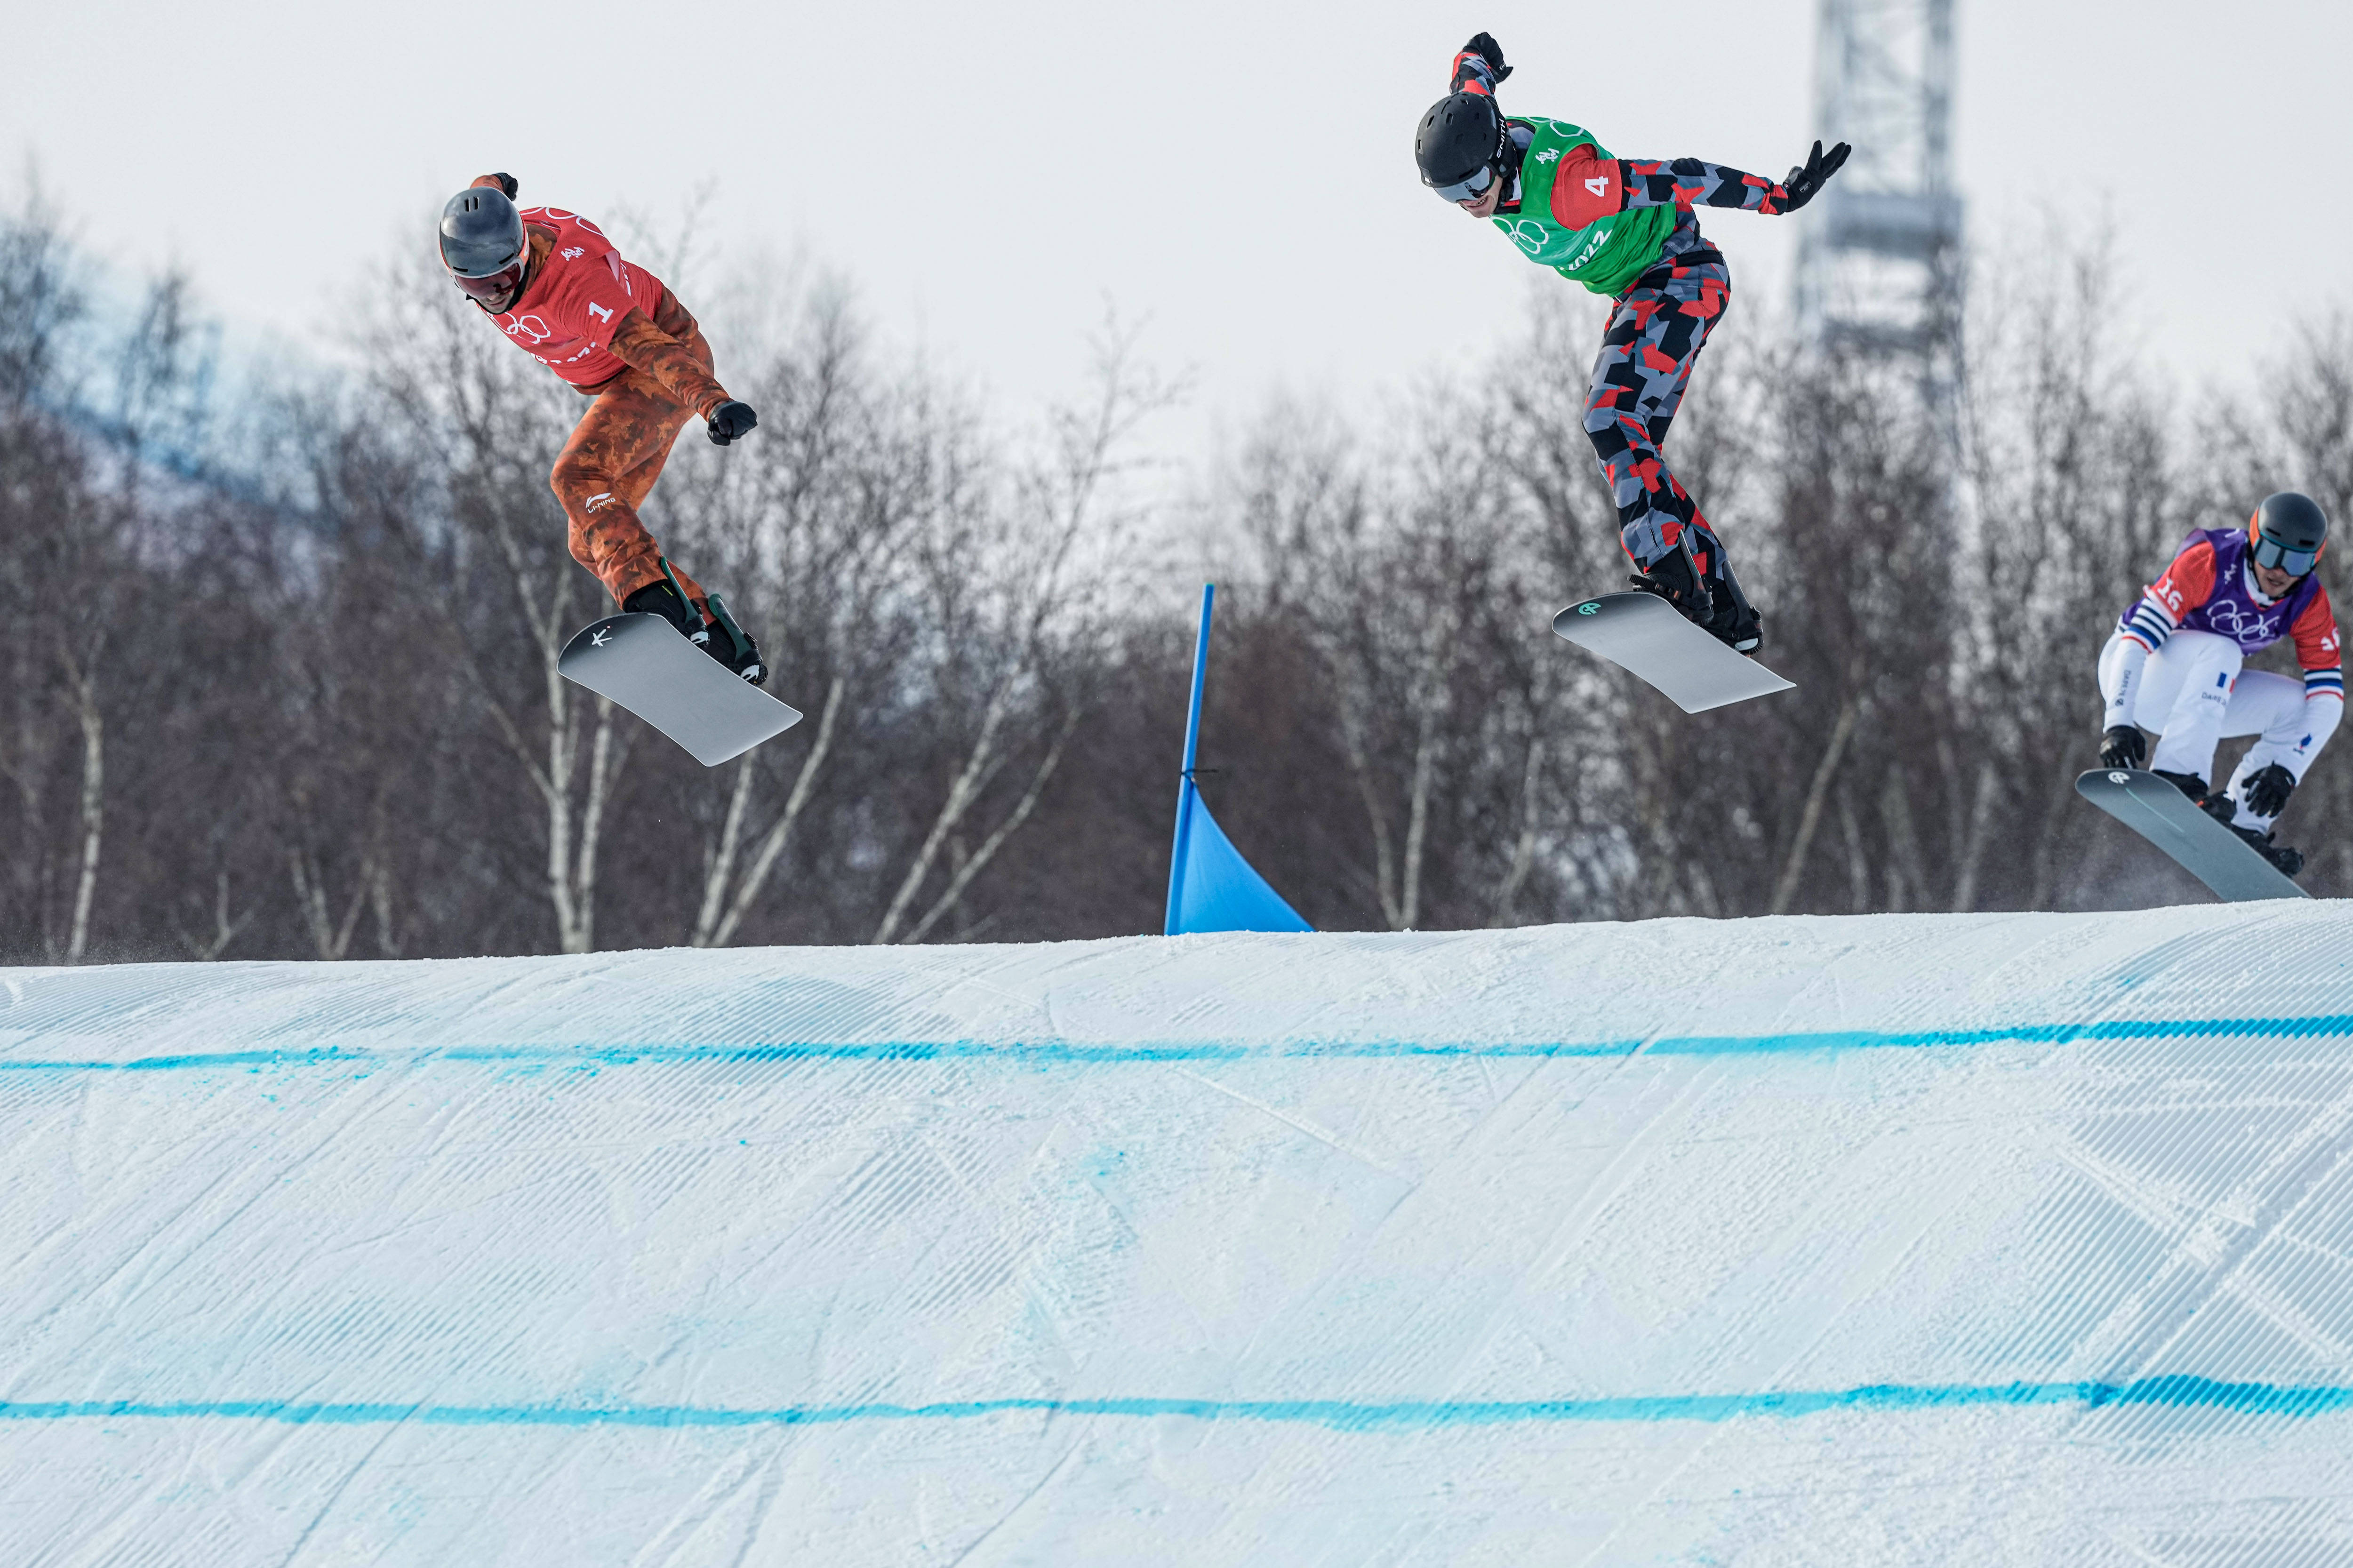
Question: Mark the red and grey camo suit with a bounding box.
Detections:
[1453,52,1792,579]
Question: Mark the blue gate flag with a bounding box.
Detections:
[1165,584,1312,936]
[1168,785,1312,935]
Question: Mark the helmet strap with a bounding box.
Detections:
[1499,121,1527,182]
[1490,120,1529,207]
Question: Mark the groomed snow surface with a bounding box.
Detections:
[8,904,2353,1565]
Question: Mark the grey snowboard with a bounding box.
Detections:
[558,612,802,768]
[2074,768,2309,903]
[1552,591,1795,713]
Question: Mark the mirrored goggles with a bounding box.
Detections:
[1428,162,1498,204]
[2252,532,2322,577]
[451,256,526,305]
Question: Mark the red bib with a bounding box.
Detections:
[490,209,667,388]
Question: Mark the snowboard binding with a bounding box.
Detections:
[2228,823,2305,878]
[2153,769,2221,811]
[1629,535,1762,654]
[2148,768,2306,880]
[701,592,766,688]
[624,562,767,688]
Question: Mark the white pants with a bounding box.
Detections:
[2097,629,2317,828]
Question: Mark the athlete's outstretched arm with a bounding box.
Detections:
[1624,159,1791,213]
[1548,143,1849,229]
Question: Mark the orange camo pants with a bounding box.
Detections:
[549,339,711,608]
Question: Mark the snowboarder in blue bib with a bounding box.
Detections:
[1416,32,1849,653]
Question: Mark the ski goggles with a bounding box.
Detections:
[450,256,527,305]
[2252,530,2323,577]
[1428,162,1499,204]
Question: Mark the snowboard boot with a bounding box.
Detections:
[1628,534,1762,654]
[2227,822,2305,878]
[621,563,766,687]
[621,575,713,649]
[1706,566,1764,655]
[2152,769,2220,813]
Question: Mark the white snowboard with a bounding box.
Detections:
[1552,591,1795,713]
[2074,768,2309,903]
[558,612,802,768]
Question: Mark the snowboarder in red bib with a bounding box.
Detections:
[1415,33,1849,653]
[437,175,766,684]
[2096,492,2344,877]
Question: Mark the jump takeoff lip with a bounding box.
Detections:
[10,906,2353,1560]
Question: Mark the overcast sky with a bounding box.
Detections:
[11,0,2349,452]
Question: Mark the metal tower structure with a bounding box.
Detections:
[1793,0,1963,397]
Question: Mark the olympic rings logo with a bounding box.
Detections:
[524,207,605,239]
[2199,600,2284,644]
[1501,218,1550,255]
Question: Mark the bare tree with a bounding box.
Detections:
[871,329,1166,944]
[367,256,636,954]
[8,183,2353,961]
[663,297,937,946]
[690,679,843,948]
[56,643,103,962]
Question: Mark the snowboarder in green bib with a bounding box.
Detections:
[1418,32,1849,652]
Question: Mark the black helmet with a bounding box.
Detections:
[439,186,528,305]
[2249,491,2329,577]
[1416,92,1509,203]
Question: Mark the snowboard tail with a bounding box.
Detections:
[2074,768,2308,903]
[558,612,802,768]
[1552,591,1794,713]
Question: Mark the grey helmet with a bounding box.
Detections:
[439,184,527,304]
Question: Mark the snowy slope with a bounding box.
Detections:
[6,904,2353,1565]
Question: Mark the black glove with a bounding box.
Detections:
[706,400,758,446]
[1775,140,1851,213]
[2242,762,2297,818]
[2097,725,2147,770]
[1460,32,1512,85]
[490,172,518,200]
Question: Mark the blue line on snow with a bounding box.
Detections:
[4,1013,2353,1074]
[2,1378,2349,1429]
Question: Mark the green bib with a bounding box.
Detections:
[1494,118,1677,297]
